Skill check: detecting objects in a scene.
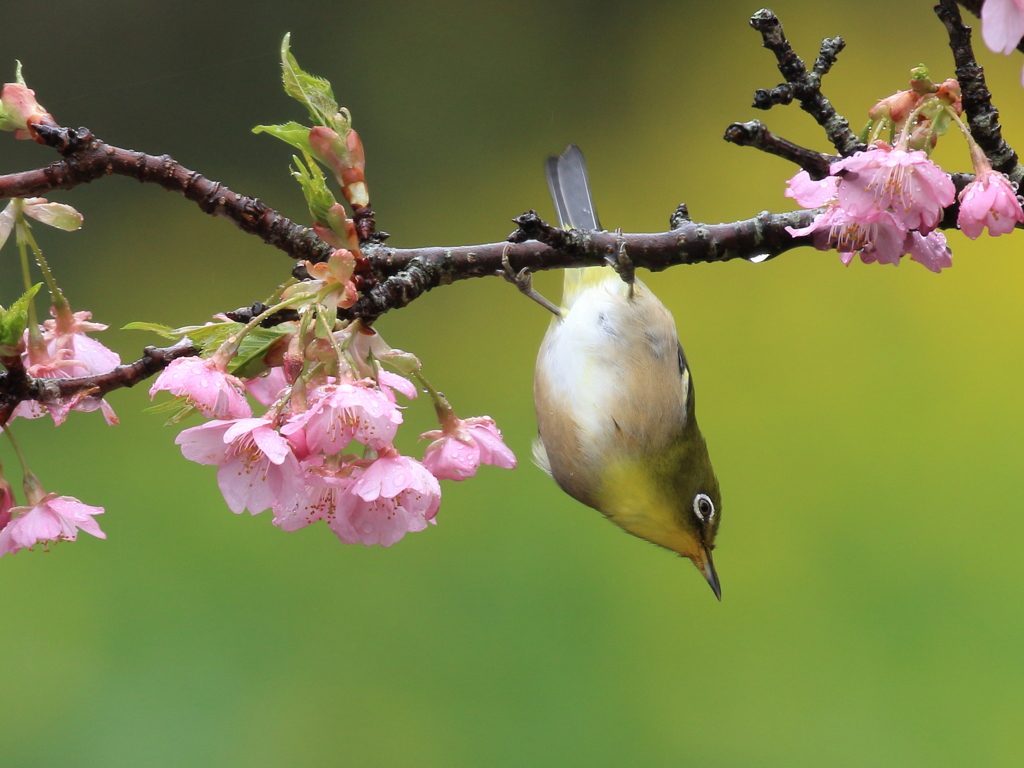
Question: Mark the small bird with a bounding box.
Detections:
[529,145,723,599]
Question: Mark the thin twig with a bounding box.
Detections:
[749,9,865,157]
[0,125,336,266]
[723,120,835,178]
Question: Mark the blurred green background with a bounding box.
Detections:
[3,1,1024,766]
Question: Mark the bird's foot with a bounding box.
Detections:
[607,231,635,298]
[500,246,562,317]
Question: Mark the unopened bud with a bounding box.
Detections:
[312,203,360,250]
[868,90,919,124]
[936,78,962,113]
[308,125,370,208]
[0,83,52,140]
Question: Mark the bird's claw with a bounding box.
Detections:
[500,246,562,317]
[606,231,635,298]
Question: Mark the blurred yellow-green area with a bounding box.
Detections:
[3,1,1024,765]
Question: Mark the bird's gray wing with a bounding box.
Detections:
[545,144,601,231]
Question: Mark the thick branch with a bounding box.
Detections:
[723,120,835,178]
[345,211,820,319]
[936,0,1024,182]
[749,8,865,157]
[0,340,197,428]
[0,125,336,265]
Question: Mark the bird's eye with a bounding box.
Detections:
[693,493,714,523]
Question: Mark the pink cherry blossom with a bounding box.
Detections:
[41,309,120,377]
[244,366,290,407]
[832,143,955,233]
[982,0,1024,56]
[785,170,838,208]
[150,356,253,419]
[11,310,121,425]
[957,168,1024,239]
[0,494,105,557]
[904,230,952,273]
[281,380,401,454]
[272,460,352,532]
[334,453,441,547]
[176,418,302,515]
[421,416,517,481]
[787,206,907,267]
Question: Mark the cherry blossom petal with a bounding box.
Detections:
[379,371,418,400]
[905,230,953,273]
[785,170,838,208]
[244,367,290,407]
[982,0,1024,55]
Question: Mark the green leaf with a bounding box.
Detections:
[14,60,25,87]
[291,152,336,223]
[0,283,41,347]
[252,121,313,156]
[122,321,178,338]
[228,325,291,379]
[125,321,243,354]
[144,397,191,414]
[187,323,243,354]
[313,304,336,340]
[280,33,338,126]
[931,108,952,139]
[144,397,200,426]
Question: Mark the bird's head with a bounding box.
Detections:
[597,430,722,599]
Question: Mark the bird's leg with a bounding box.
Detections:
[500,245,562,317]
[607,230,635,298]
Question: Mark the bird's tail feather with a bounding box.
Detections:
[545,145,608,307]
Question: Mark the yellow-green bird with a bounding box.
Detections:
[531,145,723,599]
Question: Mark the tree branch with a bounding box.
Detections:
[347,211,819,319]
[749,8,866,157]
[0,3,1008,413]
[0,340,197,428]
[723,120,835,178]
[936,0,1024,182]
[0,125,336,266]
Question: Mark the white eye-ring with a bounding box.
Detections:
[693,493,714,523]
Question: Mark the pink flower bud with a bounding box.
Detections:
[936,79,962,113]
[868,90,919,124]
[0,83,52,140]
[308,126,369,208]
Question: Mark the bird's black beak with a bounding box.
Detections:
[701,545,722,601]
